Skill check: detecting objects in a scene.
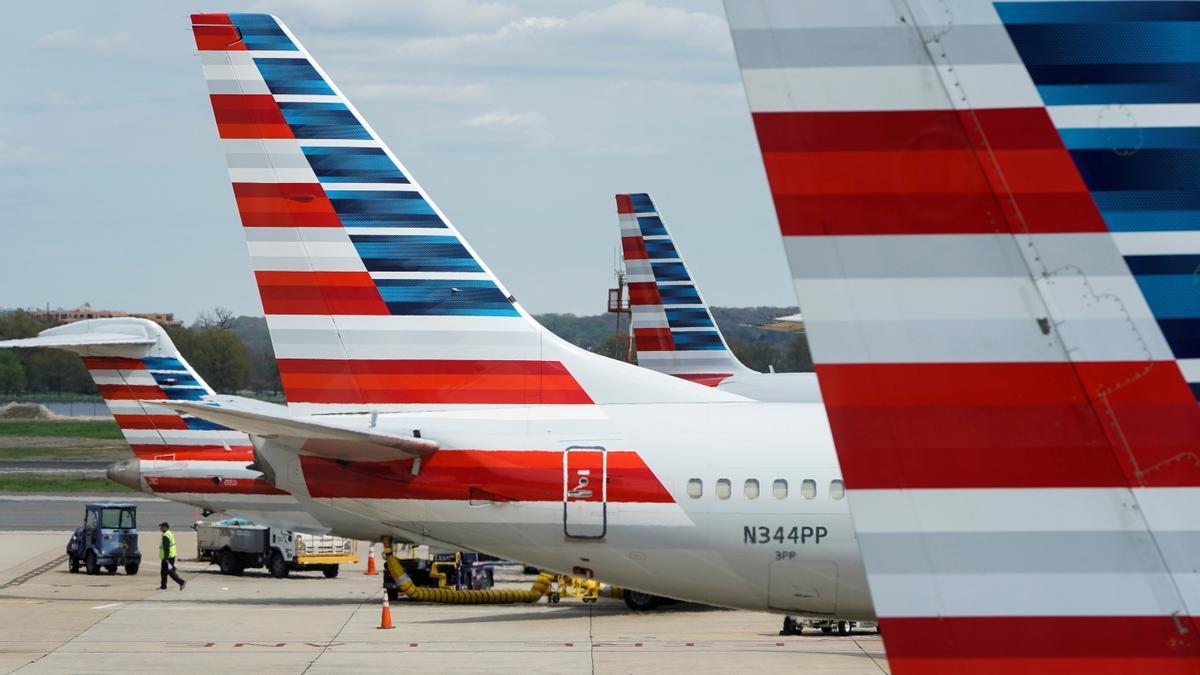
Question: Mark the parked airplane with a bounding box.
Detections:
[723,0,1200,669]
[616,192,819,401]
[0,318,399,541]
[169,12,873,618]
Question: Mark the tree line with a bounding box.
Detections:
[0,306,812,398]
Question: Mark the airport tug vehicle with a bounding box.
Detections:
[195,520,356,578]
[66,503,141,575]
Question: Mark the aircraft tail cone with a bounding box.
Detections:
[378,593,394,630]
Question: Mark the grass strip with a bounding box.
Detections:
[0,446,130,461]
[0,420,123,439]
[0,474,134,493]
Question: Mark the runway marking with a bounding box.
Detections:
[0,554,68,589]
[91,603,123,610]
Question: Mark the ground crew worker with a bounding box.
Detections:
[159,521,186,591]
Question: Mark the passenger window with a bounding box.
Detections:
[744,479,759,499]
[830,479,845,500]
[716,479,731,500]
[773,479,788,499]
[687,478,703,499]
[802,479,817,499]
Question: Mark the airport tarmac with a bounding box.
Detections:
[0,530,890,674]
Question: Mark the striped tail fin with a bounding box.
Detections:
[191,13,736,412]
[725,0,1200,671]
[616,193,750,386]
[0,318,253,465]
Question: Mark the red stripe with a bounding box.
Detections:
[97,384,165,401]
[129,445,255,462]
[81,356,145,370]
[209,94,293,139]
[674,373,733,387]
[301,450,672,503]
[191,13,233,25]
[879,616,1200,674]
[112,415,189,431]
[621,236,648,260]
[633,328,674,352]
[615,194,634,214]
[819,362,1200,489]
[276,358,592,405]
[255,271,390,316]
[772,192,1107,236]
[626,282,662,306]
[231,183,342,228]
[192,24,245,51]
[145,476,286,496]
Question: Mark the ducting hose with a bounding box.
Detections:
[382,540,555,604]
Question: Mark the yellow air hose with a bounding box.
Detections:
[382,541,556,604]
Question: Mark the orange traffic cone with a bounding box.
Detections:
[378,592,395,630]
[364,544,378,576]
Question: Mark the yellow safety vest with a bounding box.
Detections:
[160,530,177,560]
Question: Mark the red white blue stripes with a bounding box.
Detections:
[725,0,1200,671]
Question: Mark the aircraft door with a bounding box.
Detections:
[563,446,606,539]
[768,559,837,615]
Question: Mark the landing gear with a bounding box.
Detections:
[779,616,803,636]
[622,590,662,611]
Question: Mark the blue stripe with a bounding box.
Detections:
[1189,382,1200,401]
[1132,274,1200,318]
[1156,318,1200,357]
[665,308,714,329]
[651,262,691,282]
[1037,82,1200,105]
[302,146,408,184]
[1100,210,1200,232]
[995,2,1200,24]
[657,285,701,305]
[637,216,667,236]
[643,239,680,260]
[229,14,297,51]
[253,58,333,96]
[630,194,656,213]
[374,279,518,317]
[278,102,370,140]
[149,372,201,388]
[161,388,207,402]
[1059,127,1200,150]
[1005,25,1200,65]
[184,417,232,432]
[326,191,445,228]
[350,235,482,273]
[1125,255,1200,275]
[1070,149,1200,191]
[670,331,726,351]
[142,357,185,371]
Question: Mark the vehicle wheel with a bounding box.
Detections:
[218,549,244,576]
[522,565,539,575]
[68,556,80,574]
[268,551,289,579]
[85,551,99,576]
[622,590,662,612]
[104,564,118,575]
[125,563,139,575]
[322,565,339,579]
[837,621,851,636]
[387,587,400,602]
[821,626,833,634]
[548,592,560,604]
[780,616,801,636]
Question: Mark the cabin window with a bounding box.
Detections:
[773,479,788,499]
[830,479,846,500]
[744,479,759,499]
[716,478,731,500]
[801,479,817,499]
[687,478,703,499]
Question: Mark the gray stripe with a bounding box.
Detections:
[244,228,347,243]
[730,25,1019,69]
[787,234,1132,280]
[206,79,270,95]
[860,531,1200,575]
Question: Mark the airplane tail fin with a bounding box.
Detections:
[191,13,740,412]
[724,0,1200,668]
[616,193,751,386]
[0,318,252,462]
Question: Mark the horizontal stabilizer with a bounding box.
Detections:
[151,399,439,462]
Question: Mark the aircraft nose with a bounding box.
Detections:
[106,458,146,492]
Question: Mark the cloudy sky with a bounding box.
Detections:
[0,0,793,321]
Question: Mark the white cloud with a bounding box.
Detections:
[250,0,517,34]
[464,109,546,128]
[0,134,42,171]
[33,27,132,52]
[352,82,492,104]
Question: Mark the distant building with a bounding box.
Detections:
[27,303,182,328]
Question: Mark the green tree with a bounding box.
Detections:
[187,328,249,393]
[779,335,814,373]
[591,333,634,362]
[729,338,783,373]
[0,351,25,394]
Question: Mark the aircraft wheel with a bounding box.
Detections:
[622,590,661,611]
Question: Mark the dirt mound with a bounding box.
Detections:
[0,402,60,420]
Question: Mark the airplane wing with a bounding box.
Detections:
[151,399,439,462]
[0,333,155,350]
[724,0,1200,670]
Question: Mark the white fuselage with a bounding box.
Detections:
[259,400,873,619]
[716,371,823,403]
